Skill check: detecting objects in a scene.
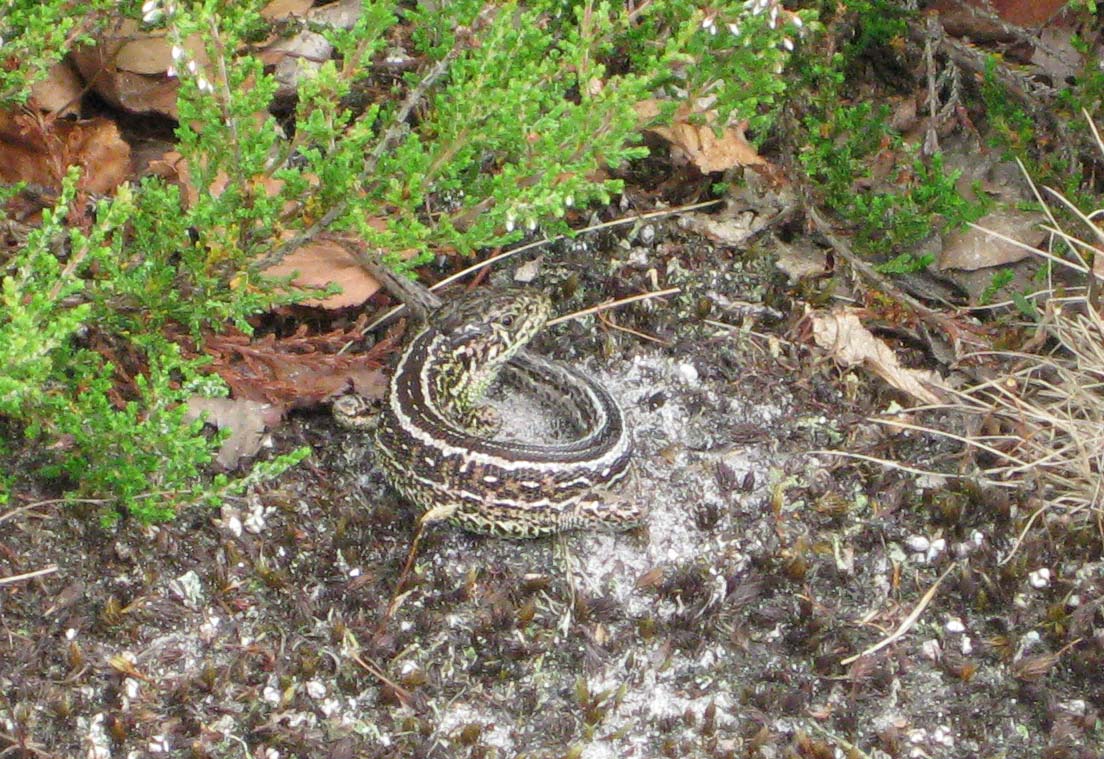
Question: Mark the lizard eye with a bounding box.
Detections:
[501,314,514,327]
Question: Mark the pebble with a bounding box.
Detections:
[1028,568,1051,589]
[905,535,930,553]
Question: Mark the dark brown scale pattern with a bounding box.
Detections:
[368,289,641,538]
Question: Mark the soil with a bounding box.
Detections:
[2,214,1103,759]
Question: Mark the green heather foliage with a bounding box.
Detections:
[0,0,811,521]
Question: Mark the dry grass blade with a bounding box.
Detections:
[545,286,680,327]
[0,565,58,586]
[880,297,1104,562]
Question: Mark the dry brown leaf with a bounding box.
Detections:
[0,111,130,194]
[639,99,766,173]
[30,60,84,117]
[986,0,1067,25]
[682,211,762,248]
[71,19,206,119]
[185,397,283,469]
[262,0,363,98]
[775,240,829,283]
[652,119,765,173]
[262,0,316,18]
[194,321,393,412]
[810,309,946,405]
[264,238,383,308]
[147,151,376,310]
[145,150,309,214]
[939,211,1046,271]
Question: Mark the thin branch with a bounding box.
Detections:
[804,204,984,346]
[256,46,463,271]
[546,287,680,326]
[431,199,722,295]
[359,200,720,333]
[0,565,59,586]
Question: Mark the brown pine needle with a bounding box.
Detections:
[546,286,681,327]
[840,562,956,666]
[0,565,58,586]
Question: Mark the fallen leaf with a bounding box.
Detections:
[931,0,1067,38]
[682,209,768,249]
[70,18,205,118]
[262,0,316,17]
[513,255,544,284]
[185,397,282,469]
[939,210,1046,271]
[147,151,379,310]
[30,60,84,116]
[183,319,393,416]
[263,238,382,308]
[810,309,946,405]
[261,0,363,99]
[0,111,130,194]
[639,99,766,173]
[774,240,829,282]
[651,118,765,173]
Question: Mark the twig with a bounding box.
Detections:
[997,501,1049,567]
[431,199,722,295]
[256,47,463,271]
[597,311,670,346]
[840,561,956,666]
[804,203,984,347]
[0,565,58,586]
[546,287,681,326]
[808,449,974,481]
[347,650,413,706]
[805,721,873,759]
[361,200,721,332]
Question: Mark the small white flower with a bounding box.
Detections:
[782,37,794,51]
[792,14,803,28]
[564,195,573,207]
[165,65,177,79]
[171,45,186,63]
[143,8,163,23]
[187,59,198,75]
[727,23,740,36]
